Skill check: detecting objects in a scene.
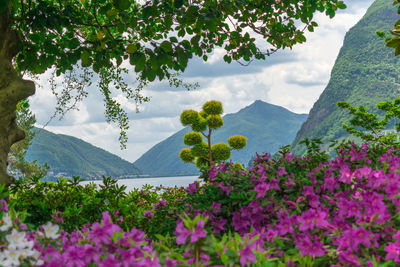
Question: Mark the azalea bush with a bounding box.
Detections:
[4,138,400,266]
[8,176,188,237]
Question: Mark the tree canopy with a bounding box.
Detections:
[386,0,400,55]
[1,0,346,145]
[0,0,346,185]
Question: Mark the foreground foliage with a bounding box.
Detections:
[4,134,400,266]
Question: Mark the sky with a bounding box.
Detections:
[29,0,375,162]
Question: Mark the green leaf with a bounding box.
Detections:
[396,45,400,56]
[170,36,178,43]
[80,50,92,67]
[126,44,137,54]
[113,0,130,10]
[160,41,173,52]
[130,52,146,72]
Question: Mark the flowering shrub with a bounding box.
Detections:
[4,136,400,265]
[8,177,188,238]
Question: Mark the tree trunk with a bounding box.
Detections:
[0,6,35,186]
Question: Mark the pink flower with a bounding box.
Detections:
[277,166,287,176]
[187,182,198,194]
[87,222,112,246]
[0,199,8,212]
[209,164,218,179]
[190,219,207,243]
[174,220,191,245]
[385,243,400,261]
[144,210,154,218]
[218,182,231,196]
[339,165,353,184]
[211,202,221,214]
[254,182,268,198]
[239,245,256,267]
[296,235,325,257]
[63,245,85,267]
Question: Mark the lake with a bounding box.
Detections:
[81,175,199,193]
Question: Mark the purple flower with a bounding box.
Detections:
[254,182,268,199]
[187,182,198,194]
[296,235,325,257]
[87,222,112,246]
[385,243,400,261]
[165,258,182,267]
[211,218,227,233]
[51,211,64,224]
[63,245,85,267]
[266,177,280,191]
[0,199,8,212]
[211,202,221,214]
[209,164,218,179]
[239,245,256,267]
[98,254,120,267]
[277,166,287,176]
[190,219,207,243]
[298,210,315,231]
[174,220,191,245]
[338,165,353,184]
[144,210,154,218]
[218,182,231,196]
[323,176,338,193]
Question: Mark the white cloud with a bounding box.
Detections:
[29,0,375,162]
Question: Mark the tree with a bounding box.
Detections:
[0,0,346,185]
[179,100,247,174]
[8,99,49,179]
[384,1,400,54]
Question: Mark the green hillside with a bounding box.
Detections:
[26,128,141,179]
[292,0,400,153]
[134,100,308,176]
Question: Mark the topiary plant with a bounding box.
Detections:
[178,101,247,176]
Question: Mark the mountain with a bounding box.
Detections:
[134,100,308,176]
[26,128,141,179]
[292,0,400,153]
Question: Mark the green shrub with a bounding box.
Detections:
[211,143,231,161]
[202,100,223,115]
[179,100,247,180]
[228,135,247,150]
[180,110,198,125]
[179,148,195,163]
[207,115,223,129]
[183,132,203,146]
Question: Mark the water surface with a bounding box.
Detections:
[81,175,199,192]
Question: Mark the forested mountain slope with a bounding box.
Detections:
[26,128,141,179]
[134,100,307,176]
[292,0,400,153]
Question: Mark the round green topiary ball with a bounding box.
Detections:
[180,110,199,126]
[191,142,209,158]
[207,115,223,129]
[228,135,247,150]
[192,117,208,132]
[183,132,203,146]
[179,148,195,163]
[232,162,245,171]
[211,142,231,161]
[202,100,223,115]
[195,157,209,168]
[199,110,208,119]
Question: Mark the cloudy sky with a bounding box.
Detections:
[30,0,375,162]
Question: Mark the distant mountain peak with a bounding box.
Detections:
[134,102,307,176]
